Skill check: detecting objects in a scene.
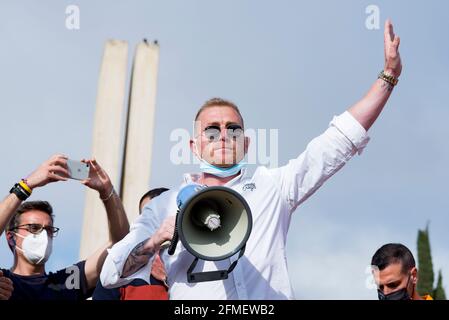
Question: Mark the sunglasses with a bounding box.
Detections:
[202,124,244,142]
[12,223,60,238]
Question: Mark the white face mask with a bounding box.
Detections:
[14,230,52,265]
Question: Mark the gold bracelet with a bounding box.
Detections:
[378,70,399,86]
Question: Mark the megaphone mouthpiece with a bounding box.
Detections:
[170,185,253,282]
[203,213,221,231]
[192,200,222,231]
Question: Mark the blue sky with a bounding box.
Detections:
[0,0,448,299]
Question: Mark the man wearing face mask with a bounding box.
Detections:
[371,243,433,300]
[0,154,129,300]
[101,20,402,299]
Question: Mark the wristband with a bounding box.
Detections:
[10,183,30,201]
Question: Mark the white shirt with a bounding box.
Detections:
[100,111,370,299]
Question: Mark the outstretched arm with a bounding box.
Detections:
[82,158,130,289]
[0,154,68,236]
[81,159,129,244]
[348,19,402,130]
[267,20,402,212]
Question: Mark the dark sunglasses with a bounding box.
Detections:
[11,223,60,238]
[203,124,243,142]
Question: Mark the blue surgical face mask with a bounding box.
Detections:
[198,158,246,178]
[194,140,246,178]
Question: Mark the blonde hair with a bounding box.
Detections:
[195,97,244,128]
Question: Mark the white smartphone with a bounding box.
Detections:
[66,159,90,180]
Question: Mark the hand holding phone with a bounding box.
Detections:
[78,158,113,198]
[66,159,90,180]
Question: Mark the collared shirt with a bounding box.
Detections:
[100,111,370,299]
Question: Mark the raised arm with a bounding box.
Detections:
[348,19,402,130]
[267,21,402,213]
[0,154,68,236]
[80,159,129,244]
[81,158,130,289]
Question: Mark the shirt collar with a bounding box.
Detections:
[183,167,248,186]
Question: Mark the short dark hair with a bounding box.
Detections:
[6,201,54,232]
[371,243,416,274]
[6,201,54,252]
[138,188,169,212]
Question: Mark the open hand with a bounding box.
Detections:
[384,19,402,78]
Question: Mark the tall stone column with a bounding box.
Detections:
[120,40,160,223]
[79,40,128,259]
[79,39,160,259]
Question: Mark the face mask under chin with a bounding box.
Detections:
[198,158,247,178]
[195,141,246,178]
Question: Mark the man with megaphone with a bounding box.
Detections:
[100,20,402,299]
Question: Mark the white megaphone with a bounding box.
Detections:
[165,184,252,283]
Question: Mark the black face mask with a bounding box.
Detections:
[378,288,411,300]
[377,274,412,300]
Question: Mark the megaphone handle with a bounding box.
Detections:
[186,245,247,283]
[160,240,171,249]
[167,225,179,255]
[227,244,246,274]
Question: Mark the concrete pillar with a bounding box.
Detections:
[79,40,128,259]
[120,41,160,223]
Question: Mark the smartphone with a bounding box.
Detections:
[66,159,90,180]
